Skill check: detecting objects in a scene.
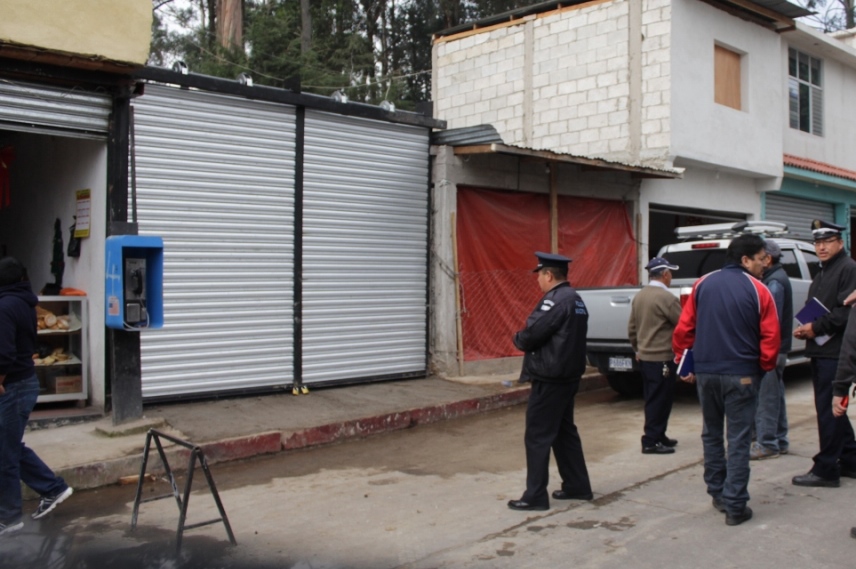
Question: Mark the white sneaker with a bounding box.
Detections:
[0,520,24,536]
[32,487,73,520]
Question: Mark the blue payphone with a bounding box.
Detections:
[105,235,164,330]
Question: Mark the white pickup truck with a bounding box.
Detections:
[578,221,815,396]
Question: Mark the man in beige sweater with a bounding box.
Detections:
[628,257,683,454]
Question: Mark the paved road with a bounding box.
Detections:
[3,364,855,568]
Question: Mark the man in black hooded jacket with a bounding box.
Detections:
[0,257,72,536]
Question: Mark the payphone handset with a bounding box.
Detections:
[105,235,163,331]
[123,257,148,326]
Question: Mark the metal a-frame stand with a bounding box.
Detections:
[131,429,237,553]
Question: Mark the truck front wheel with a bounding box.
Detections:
[606,372,643,398]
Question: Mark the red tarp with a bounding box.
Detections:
[456,186,637,361]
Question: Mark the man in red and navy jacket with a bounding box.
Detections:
[673,233,780,527]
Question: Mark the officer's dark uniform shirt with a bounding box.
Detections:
[514,281,588,382]
[806,249,856,358]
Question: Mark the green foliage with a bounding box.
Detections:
[151,0,545,108]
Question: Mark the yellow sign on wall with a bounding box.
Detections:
[74,189,91,238]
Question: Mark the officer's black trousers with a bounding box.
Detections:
[810,357,856,479]
[522,380,592,506]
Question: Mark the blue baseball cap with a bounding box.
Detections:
[645,257,679,273]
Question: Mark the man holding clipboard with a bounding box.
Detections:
[792,220,856,488]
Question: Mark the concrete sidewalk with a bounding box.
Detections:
[23,370,608,493]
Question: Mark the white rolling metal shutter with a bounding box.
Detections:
[765,194,834,241]
[0,80,111,139]
[302,110,429,384]
[132,84,296,398]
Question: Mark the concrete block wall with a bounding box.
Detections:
[434,25,527,143]
[640,0,672,164]
[530,1,632,158]
[433,0,674,168]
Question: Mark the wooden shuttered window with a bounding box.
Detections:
[714,45,742,110]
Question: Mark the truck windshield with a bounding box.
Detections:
[664,250,728,279]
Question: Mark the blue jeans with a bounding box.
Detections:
[754,354,789,452]
[696,373,758,516]
[0,375,67,524]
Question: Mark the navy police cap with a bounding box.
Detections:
[811,219,845,241]
[533,251,572,272]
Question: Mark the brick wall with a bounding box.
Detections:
[433,0,673,168]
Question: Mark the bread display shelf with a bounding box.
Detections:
[35,296,88,403]
[37,318,82,334]
[34,355,81,367]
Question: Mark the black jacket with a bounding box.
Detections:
[833,305,856,397]
[762,263,793,354]
[806,250,856,358]
[0,280,38,384]
[514,281,588,382]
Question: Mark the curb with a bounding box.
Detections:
[51,374,606,492]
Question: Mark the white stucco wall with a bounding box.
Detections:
[0,0,152,65]
[638,167,762,258]
[669,0,783,178]
[783,24,856,171]
[433,0,673,167]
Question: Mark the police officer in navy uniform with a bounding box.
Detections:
[508,252,593,511]
[792,220,856,488]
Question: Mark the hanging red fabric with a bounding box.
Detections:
[456,186,638,361]
[0,146,15,209]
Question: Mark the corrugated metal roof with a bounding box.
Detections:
[436,0,590,38]
[431,124,503,146]
[434,0,810,38]
[752,0,812,18]
[432,126,683,178]
[784,154,856,183]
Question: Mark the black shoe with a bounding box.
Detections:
[552,490,594,501]
[840,468,856,479]
[642,442,675,454]
[507,500,548,511]
[660,437,678,447]
[850,527,856,539]
[725,506,753,526]
[792,472,840,488]
[712,497,726,513]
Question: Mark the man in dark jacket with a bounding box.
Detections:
[832,289,856,540]
[0,257,72,536]
[751,240,793,460]
[508,252,592,511]
[792,220,856,488]
[673,234,780,526]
